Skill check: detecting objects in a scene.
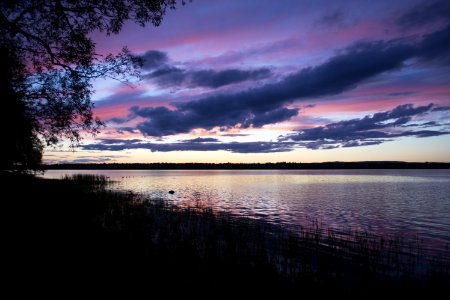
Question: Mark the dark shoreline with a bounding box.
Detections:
[44,161,450,170]
[3,172,450,295]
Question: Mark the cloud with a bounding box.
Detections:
[315,9,354,28]
[396,0,450,29]
[181,137,219,143]
[81,139,295,153]
[99,138,143,145]
[402,121,439,128]
[146,67,272,89]
[186,36,304,69]
[141,50,272,88]
[58,155,127,164]
[219,133,250,137]
[341,140,384,148]
[95,90,148,109]
[123,25,450,137]
[59,158,111,164]
[189,68,272,88]
[249,107,300,128]
[83,103,449,153]
[417,24,450,62]
[116,127,139,134]
[146,66,187,87]
[303,104,316,109]
[128,104,299,137]
[387,91,417,97]
[282,103,449,149]
[432,106,450,112]
[318,10,345,26]
[141,50,169,70]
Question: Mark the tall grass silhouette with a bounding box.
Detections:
[3,172,449,294]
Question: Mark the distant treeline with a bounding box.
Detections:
[44,161,450,170]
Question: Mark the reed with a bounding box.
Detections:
[3,172,449,295]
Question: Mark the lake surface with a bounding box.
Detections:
[42,169,450,251]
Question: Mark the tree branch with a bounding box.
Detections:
[0,10,74,72]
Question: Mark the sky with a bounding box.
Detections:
[44,0,450,164]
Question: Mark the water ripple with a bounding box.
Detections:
[42,169,450,251]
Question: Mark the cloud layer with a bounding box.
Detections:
[141,50,272,88]
[282,103,449,149]
[115,25,450,137]
[82,139,294,153]
[86,104,449,153]
[396,0,450,29]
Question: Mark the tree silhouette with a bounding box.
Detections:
[1,43,43,171]
[0,0,184,171]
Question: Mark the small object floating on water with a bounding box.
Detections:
[168,190,175,194]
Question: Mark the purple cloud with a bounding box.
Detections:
[396,0,450,29]
[82,104,449,153]
[141,50,169,70]
[387,91,417,97]
[118,25,450,137]
[432,106,450,112]
[81,139,295,153]
[282,103,449,149]
[140,50,272,88]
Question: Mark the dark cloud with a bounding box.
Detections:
[432,106,450,112]
[128,104,299,137]
[141,50,169,70]
[182,137,219,143]
[220,133,250,137]
[134,39,413,136]
[387,91,417,97]
[116,127,139,134]
[402,121,439,128]
[83,103,449,153]
[417,25,450,62]
[146,66,187,87]
[303,104,316,109]
[59,157,113,164]
[189,68,272,88]
[131,106,199,136]
[282,103,449,149]
[95,90,148,109]
[125,26,450,137]
[146,67,272,88]
[141,51,272,88]
[249,107,299,128]
[140,50,187,86]
[81,139,295,153]
[316,9,353,28]
[109,115,136,124]
[397,0,450,29]
[421,121,439,126]
[341,140,384,148]
[99,138,143,145]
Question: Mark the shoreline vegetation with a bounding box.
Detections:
[44,161,450,170]
[4,172,449,294]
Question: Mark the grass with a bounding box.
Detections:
[2,172,449,295]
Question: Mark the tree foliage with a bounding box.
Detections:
[1,44,43,170]
[0,0,183,170]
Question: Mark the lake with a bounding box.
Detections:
[42,169,450,252]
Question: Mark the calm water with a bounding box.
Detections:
[42,169,450,250]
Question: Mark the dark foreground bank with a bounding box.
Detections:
[3,172,449,295]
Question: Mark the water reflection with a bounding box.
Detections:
[42,169,450,250]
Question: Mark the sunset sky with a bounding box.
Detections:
[44,0,450,164]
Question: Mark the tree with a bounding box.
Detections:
[0,0,184,171]
[1,43,43,170]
